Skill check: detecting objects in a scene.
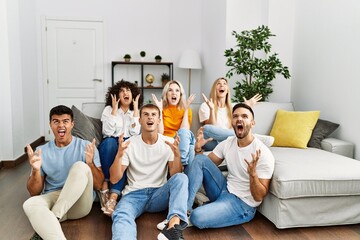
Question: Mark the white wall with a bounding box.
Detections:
[3,0,360,161]
[292,0,360,159]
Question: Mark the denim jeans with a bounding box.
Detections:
[98,137,127,195]
[187,154,256,229]
[112,173,188,240]
[177,128,195,168]
[202,124,234,151]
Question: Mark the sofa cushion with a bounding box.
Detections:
[308,119,339,149]
[270,110,320,149]
[71,105,103,147]
[269,147,360,199]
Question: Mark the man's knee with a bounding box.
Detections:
[171,173,188,186]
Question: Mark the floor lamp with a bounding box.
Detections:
[178,50,202,95]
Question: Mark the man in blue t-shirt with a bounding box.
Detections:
[23,105,104,240]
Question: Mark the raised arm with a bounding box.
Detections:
[26,145,45,196]
[152,94,164,134]
[244,149,271,201]
[85,139,105,190]
[180,94,195,129]
[201,93,216,125]
[110,134,129,184]
[166,135,182,176]
[243,93,262,108]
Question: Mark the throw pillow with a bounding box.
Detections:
[307,119,339,149]
[71,105,103,147]
[270,109,320,149]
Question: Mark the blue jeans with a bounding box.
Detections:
[187,154,256,229]
[177,128,195,169]
[98,137,127,195]
[202,124,234,151]
[112,173,189,240]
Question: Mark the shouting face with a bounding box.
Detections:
[216,78,228,99]
[166,83,181,106]
[119,87,133,107]
[139,107,161,133]
[231,107,254,139]
[50,114,74,147]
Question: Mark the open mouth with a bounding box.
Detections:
[171,96,177,101]
[236,123,244,131]
[219,89,225,93]
[147,121,154,126]
[58,129,66,137]
[123,96,130,101]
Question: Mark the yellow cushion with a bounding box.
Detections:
[270,109,320,149]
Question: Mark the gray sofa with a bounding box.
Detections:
[77,101,360,229]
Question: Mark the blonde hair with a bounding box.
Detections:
[162,80,186,109]
[209,77,232,128]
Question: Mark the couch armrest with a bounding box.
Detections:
[321,137,354,158]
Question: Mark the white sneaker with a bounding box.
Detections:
[157,219,169,231]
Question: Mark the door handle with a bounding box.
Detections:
[93,78,102,82]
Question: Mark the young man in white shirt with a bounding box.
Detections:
[110,104,188,240]
[188,103,275,228]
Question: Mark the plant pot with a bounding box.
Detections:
[124,58,131,62]
[155,59,161,63]
[162,80,170,87]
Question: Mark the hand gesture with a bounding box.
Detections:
[111,94,120,115]
[165,134,180,158]
[85,138,96,165]
[195,127,213,150]
[184,94,196,109]
[244,149,261,177]
[151,94,163,111]
[116,133,130,158]
[133,94,140,110]
[202,93,214,110]
[243,93,262,107]
[26,145,42,171]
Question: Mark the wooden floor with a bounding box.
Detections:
[2,162,360,240]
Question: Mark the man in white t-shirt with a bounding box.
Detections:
[188,103,275,228]
[110,104,188,240]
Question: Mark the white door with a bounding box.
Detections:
[44,18,104,139]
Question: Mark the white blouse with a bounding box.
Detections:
[101,105,140,138]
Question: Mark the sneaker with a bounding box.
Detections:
[103,198,117,216]
[30,232,42,240]
[157,219,169,231]
[157,224,184,240]
[97,189,109,210]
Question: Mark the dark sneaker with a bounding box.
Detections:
[30,232,42,240]
[157,224,184,240]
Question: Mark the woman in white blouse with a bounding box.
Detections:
[98,80,142,216]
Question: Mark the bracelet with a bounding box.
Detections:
[195,148,203,153]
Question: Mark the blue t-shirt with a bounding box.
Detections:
[37,136,101,193]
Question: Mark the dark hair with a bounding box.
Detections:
[140,104,161,116]
[105,80,143,110]
[49,105,73,121]
[232,103,255,119]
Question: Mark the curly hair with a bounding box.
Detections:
[104,80,143,111]
[49,105,73,121]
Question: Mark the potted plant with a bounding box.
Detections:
[123,54,131,62]
[224,25,291,102]
[140,51,146,62]
[155,55,162,63]
[161,73,170,87]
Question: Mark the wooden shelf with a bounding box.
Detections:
[111,61,173,92]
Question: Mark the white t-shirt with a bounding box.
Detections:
[101,105,140,138]
[212,136,275,207]
[198,102,230,129]
[121,133,175,195]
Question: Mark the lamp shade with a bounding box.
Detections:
[178,50,202,69]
